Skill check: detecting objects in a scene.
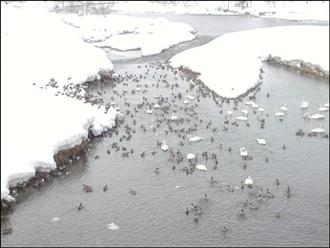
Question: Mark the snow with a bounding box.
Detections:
[58,13,196,57]
[111,1,329,22]
[171,25,329,98]
[1,2,120,198]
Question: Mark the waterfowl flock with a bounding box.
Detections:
[9,61,327,238]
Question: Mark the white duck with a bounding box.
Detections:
[187,153,196,160]
[244,101,254,106]
[187,95,195,100]
[154,104,160,109]
[154,94,160,99]
[300,100,308,109]
[258,107,264,112]
[161,140,169,151]
[244,176,253,186]
[188,136,202,142]
[236,114,248,121]
[136,87,142,92]
[304,112,325,120]
[256,138,267,145]
[240,147,248,158]
[146,108,153,114]
[170,115,178,121]
[184,100,189,104]
[241,109,248,115]
[280,104,288,112]
[227,110,233,116]
[251,102,259,109]
[310,126,326,134]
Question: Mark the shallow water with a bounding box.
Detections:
[1,14,329,247]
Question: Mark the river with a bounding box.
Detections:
[1,13,329,247]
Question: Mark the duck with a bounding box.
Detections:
[244,101,254,106]
[304,112,325,120]
[240,147,248,158]
[251,102,259,109]
[187,95,195,100]
[184,100,189,104]
[227,110,233,116]
[170,115,178,121]
[258,107,264,112]
[244,176,253,187]
[280,104,288,112]
[154,104,160,109]
[161,140,169,151]
[146,108,153,114]
[241,109,248,115]
[235,114,248,121]
[256,138,266,145]
[300,100,308,109]
[310,126,326,134]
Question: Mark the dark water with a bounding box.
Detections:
[1,14,329,247]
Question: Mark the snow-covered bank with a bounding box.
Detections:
[58,13,196,56]
[1,3,119,197]
[171,25,329,98]
[110,1,329,22]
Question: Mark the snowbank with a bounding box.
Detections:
[171,25,329,98]
[59,14,196,56]
[1,3,119,197]
[111,1,329,22]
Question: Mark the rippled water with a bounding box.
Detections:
[1,14,329,247]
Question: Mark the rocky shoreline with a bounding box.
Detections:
[266,55,329,79]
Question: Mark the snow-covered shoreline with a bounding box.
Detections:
[1,2,121,198]
[171,25,329,98]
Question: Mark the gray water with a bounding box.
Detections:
[1,15,329,247]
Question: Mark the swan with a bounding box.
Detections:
[304,112,325,120]
[170,115,178,121]
[146,108,153,114]
[318,104,329,112]
[241,109,248,115]
[227,110,233,116]
[240,147,248,157]
[196,164,207,171]
[258,107,264,112]
[244,176,253,186]
[161,140,169,151]
[251,102,259,109]
[274,110,285,117]
[188,136,202,142]
[187,153,196,160]
[300,100,308,109]
[154,104,160,109]
[107,223,119,230]
[236,114,248,121]
[310,126,326,134]
[256,138,266,145]
[280,104,288,112]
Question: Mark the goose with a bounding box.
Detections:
[161,140,169,151]
[187,153,196,160]
[310,126,326,134]
[244,176,253,186]
[188,136,202,142]
[236,114,248,121]
[274,110,285,117]
[241,109,248,115]
[196,164,207,171]
[227,110,233,116]
[304,112,325,120]
[240,147,248,157]
[300,100,308,109]
[280,104,288,112]
[318,105,329,112]
[256,138,266,145]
